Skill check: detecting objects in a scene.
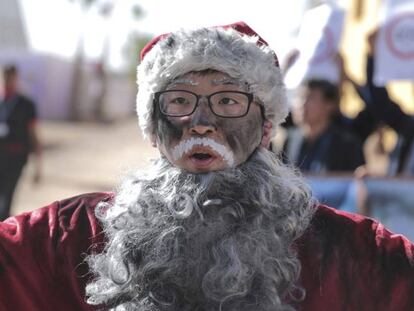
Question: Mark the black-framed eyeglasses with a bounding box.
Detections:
[153,90,255,118]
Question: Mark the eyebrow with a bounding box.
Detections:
[166,76,247,90]
[167,78,199,89]
[211,77,244,86]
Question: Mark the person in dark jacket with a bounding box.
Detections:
[0,65,42,220]
[283,79,366,173]
[351,31,414,176]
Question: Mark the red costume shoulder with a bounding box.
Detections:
[0,197,413,311]
[0,192,113,311]
[298,205,414,311]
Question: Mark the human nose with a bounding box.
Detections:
[189,96,217,135]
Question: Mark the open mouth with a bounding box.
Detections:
[172,137,235,168]
[188,149,217,169]
[191,152,213,161]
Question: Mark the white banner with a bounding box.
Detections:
[382,0,413,16]
[374,0,414,85]
[284,4,345,89]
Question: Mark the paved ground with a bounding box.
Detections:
[12,117,158,215]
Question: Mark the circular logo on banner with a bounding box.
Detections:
[385,13,414,59]
[310,27,335,65]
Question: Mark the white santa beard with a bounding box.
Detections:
[171,137,235,167]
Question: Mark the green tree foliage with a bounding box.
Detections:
[123,33,152,80]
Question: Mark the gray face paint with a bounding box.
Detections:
[155,71,265,168]
[216,110,263,163]
[154,106,183,147]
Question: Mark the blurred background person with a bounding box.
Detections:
[351,31,414,176]
[282,78,365,173]
[281,52,380,146]
[0,65,42,220]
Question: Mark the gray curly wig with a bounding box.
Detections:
[86,149,315,310]
[136,23,288,139]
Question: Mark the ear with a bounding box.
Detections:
[150,133,158,148]
[260,120,273,149]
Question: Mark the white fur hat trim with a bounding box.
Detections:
[136,23,288,139]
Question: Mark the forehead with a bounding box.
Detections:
[297,86,324,100]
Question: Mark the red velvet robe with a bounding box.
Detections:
[0,192,413,311]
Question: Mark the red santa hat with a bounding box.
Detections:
[136,21,288,138]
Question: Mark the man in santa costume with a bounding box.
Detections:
[0,22,412,311]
